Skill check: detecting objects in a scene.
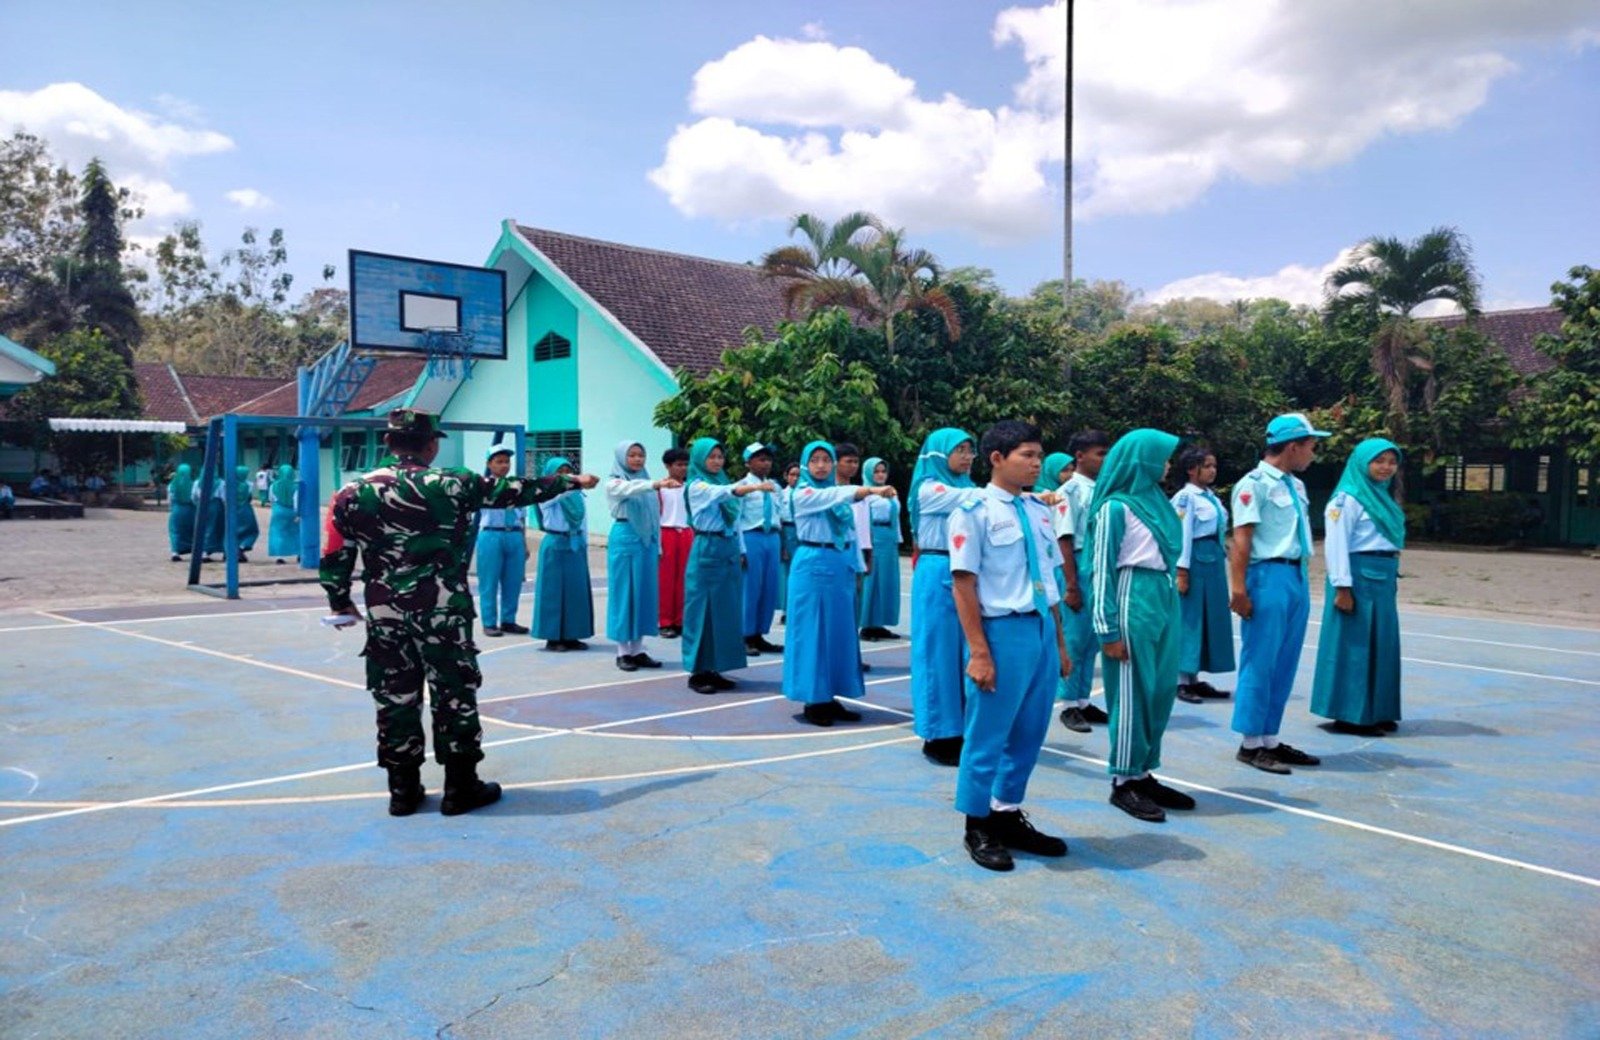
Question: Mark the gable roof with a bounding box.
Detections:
[1428,306,1561,377]
[232,357,425,417]
[514,225,790,375]
[132,363,283,424]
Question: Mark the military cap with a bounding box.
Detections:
[387,408,447,439]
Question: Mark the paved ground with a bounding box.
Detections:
[2,505,1597,619]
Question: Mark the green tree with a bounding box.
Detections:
[1012,277,1138,334]
[5,328,144,479]
[1325,227,1482,459]
[653,309,913,469]
[1513,266,1600,463]
[0,132,80,312]
[759,211,880,317]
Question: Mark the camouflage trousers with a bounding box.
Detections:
[362,607,484,768]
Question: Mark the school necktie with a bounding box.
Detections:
[1283,474,1309,561]
[762,485,773,532]
[1012,496,1050,616]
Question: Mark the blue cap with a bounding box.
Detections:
[742,442,772,462]
[1265,412,1331,445]
[484,442,515,461]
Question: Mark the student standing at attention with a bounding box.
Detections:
[857,456,903,641]
[949,420,1072,872]
[908,428,985,766]
[1089,429,1196,823]
[1055,430,1112,734]
[533,456,595,652]
[267,463,301,564]
[657,447,693,638]
[167,463,196,561]
[606,440,680,672]
[737,442,785,657]
[777,461,801,623]
[785,441,896,726]
[476,445,529,638]
[1171,446,1236,703]
[1229,413,1328,774]
[1311,438,1405,736]
[683,438,773,694]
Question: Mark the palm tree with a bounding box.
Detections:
[840,226,962,359]
[758,211,881,319]
[1325,227,1481,451]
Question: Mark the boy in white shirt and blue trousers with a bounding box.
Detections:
[737,443,784,656]
[1229,413,1328,774]
[949,421,1072,872]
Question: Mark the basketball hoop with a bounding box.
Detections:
[423,328,476,380]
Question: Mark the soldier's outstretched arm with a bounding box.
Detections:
[477,471,599,509]
[319,491,359,613]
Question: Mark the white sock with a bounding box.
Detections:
[990,798,1020,813]
[1074,699,1090,709]
[1242,735,1264,750]
[616,639,642,658]
[1262,735,1280,749]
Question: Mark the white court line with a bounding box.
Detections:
[1307,619,1600,658]
[837,697,1600,891]
[1225,634,1600,689]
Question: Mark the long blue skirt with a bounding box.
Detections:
[268,505,299,558]
[857,525,901,627]
[1179,539,1236,675]
[910,553,964,740]
[606,521,660,643]
[682,533,746,674]
[777,524,798,611]
[1310,554,1401,725]
[168,502,196,554]
[202,501,225,555]
[234,503,259,552]
[533,532,594,640]
[783,544,864,704]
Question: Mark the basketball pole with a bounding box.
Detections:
[1063,0,1074,316]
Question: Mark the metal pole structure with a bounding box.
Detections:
[296,367,323,570]
[1063,0,1074,316]
[223,412,240,599]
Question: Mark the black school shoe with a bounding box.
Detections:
[482,626,504,638]
[659,626,681,639]
[709,673,737,690]
[500,622,529,635]
[1139,775,1196,810]
[922,737,962,766]
[1058,707,1092,733]
[1176,684,1205,704]
[1081,703,1109,724]
[630,653,664,669]
[1110,781,1166,822]
[615,655,639,672]
[964,818,1015,872]
[688,672,720,694]
[1193,680,1231,699]
[751,636,784,653]
[827,699,862,722]
[543,640,568,653]
[1270,742,1321,766]
[1377,720,1399,733]
[743,638,763,657]
[802,703,835,727]
[561,639,589,651]
[988,808,1068,857]
[1236,745,1291,774]
[1331,720,1385,737]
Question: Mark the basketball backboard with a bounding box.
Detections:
[348,250,507,359]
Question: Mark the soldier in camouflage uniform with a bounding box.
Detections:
[321,409,598,816]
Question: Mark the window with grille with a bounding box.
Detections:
[340,431,370,472]
[533,331,572,362]
[527,430,582,475]
[1443,457,1505,493]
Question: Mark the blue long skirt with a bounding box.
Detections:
[1310,554,1401,725]
[533,532,595,640]
[910,553,964,740]
[783,544,865,704]
[268,504,299,558]
[234,502,259,552]
[168,502,196,554]
[857,525,901,628]
[202,501,225,555]
[1179,539,1236,675]
[777,524,798,611]
[606,521,660,643]
[681,533,746,674]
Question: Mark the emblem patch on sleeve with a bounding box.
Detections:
[952,533,967,550]
[1239,492,1252,506]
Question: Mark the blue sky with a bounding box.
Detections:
[3,1,1597,311]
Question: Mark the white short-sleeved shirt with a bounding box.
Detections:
[1052,473,1095,545]
[659,485,688,529]
[1232,460,1310,561]
[1322,492,1399,587]
[948,484,1065,617]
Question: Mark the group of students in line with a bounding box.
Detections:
[165,463,301,564]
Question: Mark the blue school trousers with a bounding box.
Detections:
[742,529,781,638]
[476,529,526,629]
[1231,560,1310,737]
[955,612,1059,817]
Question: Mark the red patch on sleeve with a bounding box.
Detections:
[1057,503,1067,514]
[933,483,946,492]
[1239,491,1252,505]
[952,533,967,550]
[802,488,813,495]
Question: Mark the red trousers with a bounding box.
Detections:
[658,526,694,627]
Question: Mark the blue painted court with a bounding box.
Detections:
[2,581,1598,1038]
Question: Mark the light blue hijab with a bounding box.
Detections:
[799,440,853,550]
[608,439,660,549]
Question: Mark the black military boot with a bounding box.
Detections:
[386,765,426,817]
[440,761,502,816]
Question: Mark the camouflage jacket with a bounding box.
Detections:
[320,455,575,615]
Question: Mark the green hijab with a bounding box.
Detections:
[1335,438,1405,548]
[686,437,740,526]
[1087,429,1182,570]
[1037,451,1074,493]
[908,427,976,530]
[270,464,295,507]
[169,463,193,502]
[234,465,252,504]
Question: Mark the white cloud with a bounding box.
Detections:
[0,81,233,222]
[1149,248,1360,308]
[800,22,828,41]
[225,188,273,211]
[650,1,1600,238]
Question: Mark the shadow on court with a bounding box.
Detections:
[490,774,710,816]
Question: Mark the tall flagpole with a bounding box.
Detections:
[1063,0,1074,316]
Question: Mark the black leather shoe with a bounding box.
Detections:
[1058,707,1091,733]
[543,640,568,652]
[964,819,1015,872]
[660,626,681,639]
[630,653,663,669]
[688,673,719,694]
[922,737,962,766]
[1193,680,1231,699]
[709,673,737,690]
[1271,742,1321,766]
[1081,703,1109,724]
[1331,720,1385,737]
[1176,684,1205,704]
[386,765,426,817]
[988,808,1068,857]
[754,636,784,653]
[1139,775,1196,810]
[743,638,763,657]
[439,762,500,816]
[1377,720,1399,732]
[500,622,529,635]
[482,626,504,638]
[1110,781,1166,822]
[828,700,862,722]
[615,655,639,672]
[562,639,589,651]
[801,703,835,727]
[1236,745,1291,774]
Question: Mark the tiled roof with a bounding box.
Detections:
[515,225,791,374]
[1429,306,1561,377]
[132,363,282,424]
[233,357,424,417]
